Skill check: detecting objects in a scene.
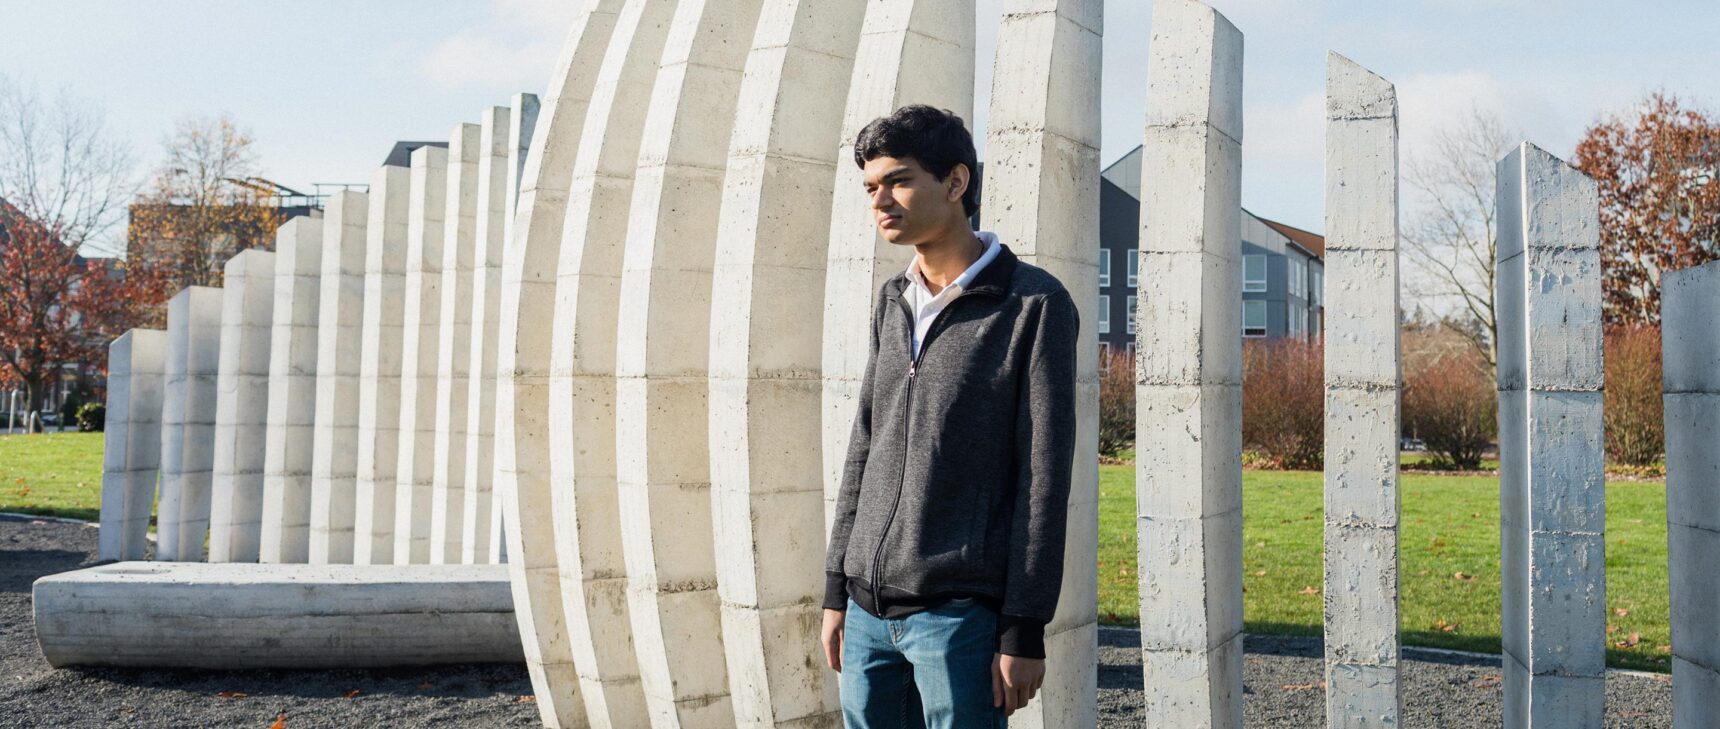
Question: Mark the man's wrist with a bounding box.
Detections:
[821,571,849,611]
[997,614,1047,659]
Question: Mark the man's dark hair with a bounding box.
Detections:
[854,104,981,218]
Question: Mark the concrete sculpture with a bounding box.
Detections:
[1135,0,1245,725]
[97,329,167,562]
[156,286,224,563]
[258,216,324,564]
[431,123,482,565]
[1662,260,1720,729]
[1321,52,1402,727]
[354,164,413,565]
[208,248,277,563]
[1496,142,1606,729]
[394,144,451,564]
[304,191,369,564]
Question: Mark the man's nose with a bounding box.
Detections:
[870,186,892,210]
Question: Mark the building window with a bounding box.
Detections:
[1243,300,1267,337]
[1288,305,1300,336]
[1126,295,1137,335]
[1099,250,1111,288]
[1126,253,1138,288]
[1099,294,1110,334]
[1288,257,1304,298]
[1243,254,1266,293]
[1311,269,1322,308]
[1311,310,1321,339]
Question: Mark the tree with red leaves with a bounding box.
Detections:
[1573,92,1720,326]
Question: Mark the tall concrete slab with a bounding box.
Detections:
[541,0,682,721]
[98,329,167,562]
[1321,52,1402,728]
[157,285,224,563]
[1134,1,1245,725]
[1662,260,1720,729]
[707,1,866,725]
[1495,142,1606,729]
[821,0,975,543]
[303,192,368,564]
[258,218,323,565]
[393,145,450,565]
[354,164,412,566]
[495,4,624,725]
[606,0,765,724]
[979,2,1102,726]
[208,248,277,563]
[432,122,481,566]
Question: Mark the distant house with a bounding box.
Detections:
[1095,145,1325,363]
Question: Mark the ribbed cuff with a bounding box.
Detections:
[822,571,849,611]
[997,614,1046,659]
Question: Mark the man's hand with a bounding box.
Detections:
[991,653,1045,716]
[821,608,846,672]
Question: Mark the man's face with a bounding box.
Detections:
[861,155,964,245]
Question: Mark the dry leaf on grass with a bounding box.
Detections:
[1432,619,1458,633]
[1453,572,1475,581]
[1299,586,1319,595]
[1281,682,1318,691]
[1470,674,1502,689]
[1615,608,1630,617]
[518,695,537,704]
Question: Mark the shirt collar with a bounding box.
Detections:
[905,230,1003,296]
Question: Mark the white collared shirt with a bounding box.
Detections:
[904,230,1002,359]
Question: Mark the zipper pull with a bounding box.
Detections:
[909,362,916,379]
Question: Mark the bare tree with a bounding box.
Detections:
[0,75,135,255]
[1402,109,1517,372]
[128,114,281,288]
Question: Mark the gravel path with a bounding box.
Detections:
[2,515,1673,727]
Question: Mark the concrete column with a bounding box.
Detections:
[1135,1,1245,725]
[466,97,538,565]
[821,0,975,540]
[304,192,368,564]
[1496,142,1606,729]
[979,2,1101,726]
[208,248,277,563]
[1321,52,1402,728]
[393,144,450,565]
[257,218,322,566]
[353,164,412,566]
[431,122,481,566]
[602,0,765,724]
[98,329,167,562]
[541,0,683,721]
[157,286,224,562]
[1662,260,1720,729]
[707,1,865,725]
[495,5,624,726]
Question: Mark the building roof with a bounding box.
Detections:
[382,141,450,168]
[1254,214,1325,259]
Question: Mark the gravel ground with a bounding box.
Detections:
[3,514,1674,728]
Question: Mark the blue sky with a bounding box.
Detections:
[4,0,1718,250]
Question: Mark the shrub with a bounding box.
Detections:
[76,402,106,432]
[1242,338,1323,470]
[1402,345,1495,470]
[1098,346,1134,457]
[1604,325,1663,466]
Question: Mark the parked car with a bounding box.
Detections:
[1400,436,1425,451]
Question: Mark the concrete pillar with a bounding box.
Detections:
[707,1,866,725]
[495,4,624,726]
[822,0,975,541]
[1134,1,1245,725]
[601,0,766,724]
[98,329,167,562]
[1495,142,1606,729]
[393,144,450,565]
[304,192,368,564]
[1662,260,1720,729]
[978,2,1101,726]
[157,286,224,562]
[208,248,277,563]
[354,164,411,566]
[1321,52,1402,728]
[432,122,481,566]
[257,218,322,566]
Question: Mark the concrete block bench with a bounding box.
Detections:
[33,562,522,669]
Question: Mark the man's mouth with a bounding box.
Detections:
[879,214,901,228]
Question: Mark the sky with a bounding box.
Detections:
[4,0,1719,255]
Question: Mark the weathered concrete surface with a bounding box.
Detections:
[1496,142,1606,729]
[607,0,765,724]
[99,329,168,562]
[157,286,224,563]
[980,1,1102,726]
[1322,52,1402,729]
[393,145,450,565]
[33,562,523,669]
[495,5,623,726]
[1660,260,1720,729]
[822,0,975,544]
[303,192,368,565]
[431,122,481,566]
[209,248,277,564]
[258,217,323,565]
[354,165,412,566]
[707,1,866,725]
[1135,1,1245,726]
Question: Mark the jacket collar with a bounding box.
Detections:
[887,240,1018,301]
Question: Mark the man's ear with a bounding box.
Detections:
[947,163,970,204]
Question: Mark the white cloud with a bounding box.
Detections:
[419,0,579,91]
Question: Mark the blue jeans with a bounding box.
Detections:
[840,597,1008,728]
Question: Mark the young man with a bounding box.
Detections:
[820,104,1079,728]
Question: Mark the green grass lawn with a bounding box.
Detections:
[1,433,1673,671]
